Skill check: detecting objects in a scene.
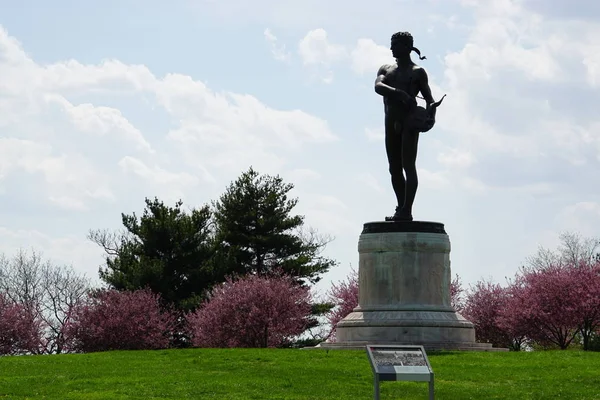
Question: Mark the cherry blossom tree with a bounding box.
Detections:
[566,261,600,350]
[188,273,312,348]
[511,232,600,350]
[0,294,43,355]
[494,261,600,351]
[65,288,177,353]
[324,268,359,341]
[501,265,581,350]
[463,280,527,350]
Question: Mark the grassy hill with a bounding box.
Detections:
[0,348,599,399]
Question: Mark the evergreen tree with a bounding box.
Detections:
[212,167,337,285]
[89,197,215,312]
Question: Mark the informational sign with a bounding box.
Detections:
[366,345,434,400]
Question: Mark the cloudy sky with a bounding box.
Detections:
[1,0,599,296]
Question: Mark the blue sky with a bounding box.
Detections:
[1,0,599,297]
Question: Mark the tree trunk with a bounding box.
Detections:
[582,330,591,351]
[262,325,268,348]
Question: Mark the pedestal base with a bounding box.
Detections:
[337,309,474,343]
[317,341,500,351]
[317,221,507,352]
[320,308,503,351]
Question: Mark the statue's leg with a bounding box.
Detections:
[399,128,420,220]
[384,114,405,218]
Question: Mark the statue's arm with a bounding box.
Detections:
[418,68,435,107]
[374,65,411,102]
[374,65,398,97]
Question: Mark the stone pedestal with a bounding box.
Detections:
[320,221,500,351]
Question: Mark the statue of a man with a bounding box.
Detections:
[374,31,445,222]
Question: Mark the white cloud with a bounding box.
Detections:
[163,88,337,176]
[422,0,600,200]
[0,26,155,95]
[43,60,157,93]
[264,28,291,62]
[0,138,51,178]
[0,24,338,211]
[47,95,153,153]
[351,39,392,75]
[0,138,114,211]
[189,0,440,35]
[117,156,204,204]
[427,14,469,33]
[298,193,355,237]
[311,195,348,210]
[297,28,347,83]
[298,29,346,66]
[153,74,337,166]
[357,173,384,193]
[118,156,199,186]
[364,127,384,142]
[287,168,321,183]
[418,169,451,190]
[294,30,393,80]
[458,176,488,195]
[437,148,476,169]
[555,202,600,237]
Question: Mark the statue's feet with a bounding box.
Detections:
[385,208,413,222]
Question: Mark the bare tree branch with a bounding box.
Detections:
[525,231,600,270]
[0,248,92,354]
[87,228,130,257]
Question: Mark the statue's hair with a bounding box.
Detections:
[390,31,426,60]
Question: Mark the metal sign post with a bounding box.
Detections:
[366,345,434,400]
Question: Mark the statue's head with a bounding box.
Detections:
[391,31,426,60]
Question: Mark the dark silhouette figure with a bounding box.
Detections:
[374,32,445,221]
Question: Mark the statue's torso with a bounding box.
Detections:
[381,64,422,119]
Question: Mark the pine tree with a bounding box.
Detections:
[90,197,216,312]
[212,167,336,285]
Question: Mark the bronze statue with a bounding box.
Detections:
[375,31,445,222]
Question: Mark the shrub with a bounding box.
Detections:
[325,269,358,341]
[188,273,312,348]
[0,294,42,355]
[499,263,599,350]
[463,280,527,350]
[65,288,176,352]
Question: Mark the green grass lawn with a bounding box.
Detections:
[0,348,599,399]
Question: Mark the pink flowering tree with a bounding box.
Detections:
[500,265,582,350]
[574,261,600,350]
[65,288,177,353]
[497,262,600,351]
[463,280,527,350]
[0,294,43,355]
[519,232,600,350]
[324,269,359,342]
[188,273,312,348]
